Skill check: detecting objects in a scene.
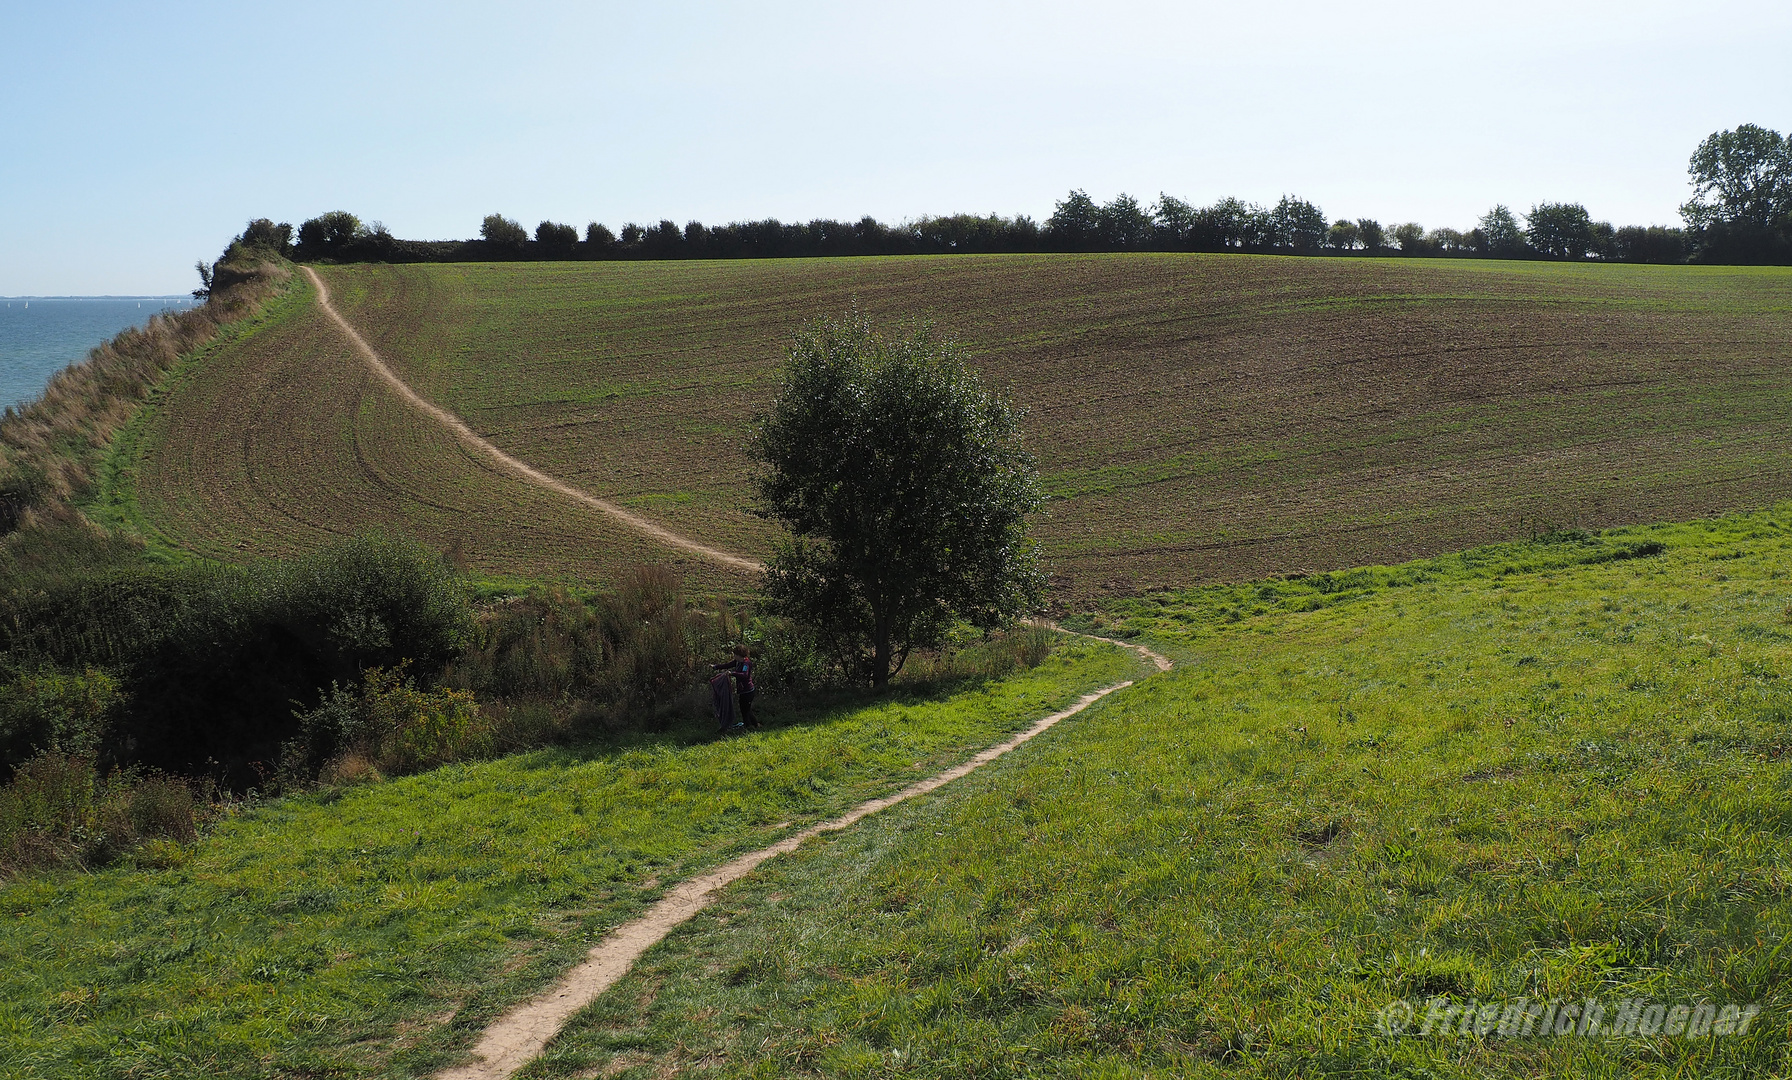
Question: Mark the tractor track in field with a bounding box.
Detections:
[302,266,1171,1079]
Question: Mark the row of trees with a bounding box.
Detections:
[270,125,1792,266]
[280,201,1693,265]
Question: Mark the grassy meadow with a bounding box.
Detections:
[509,510,1792,1078]
[0,637,1137,1079]
[114,253,1792,597]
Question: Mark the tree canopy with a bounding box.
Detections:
[1681,124,1792,229]
[295,211,364,259]
[1526,202,1596,259]
[480,213,528,247]
[751,314,1045,686]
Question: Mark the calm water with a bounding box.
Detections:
[0,296,200,413]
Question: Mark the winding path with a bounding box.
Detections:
[303,267,1172,1079]
[302,267,762,575]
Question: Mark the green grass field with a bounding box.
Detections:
[0,638,1136,1079]
[506,510,1792,1078]
[114,254,1792,599]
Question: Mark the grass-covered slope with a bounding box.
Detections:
[0,638,1135,1079]
[521,509,1792,1078]
[126,254,1792,597]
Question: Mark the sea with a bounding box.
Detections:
[0,296,201,414]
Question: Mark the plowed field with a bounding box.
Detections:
[126,254,1792,598]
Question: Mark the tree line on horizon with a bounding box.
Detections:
[250,124,1791,268]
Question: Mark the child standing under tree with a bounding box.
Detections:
[712,644,758,730]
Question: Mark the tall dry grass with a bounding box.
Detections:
[0,245,289,532]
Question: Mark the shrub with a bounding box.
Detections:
[0,533,471,784]
[0,667,122,769]
[269,532,473,682]
[238,218,294,256]
[292,662,489,779]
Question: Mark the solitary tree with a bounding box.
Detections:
[751,314,1045,686]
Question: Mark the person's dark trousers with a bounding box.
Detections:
[739,690,758,726]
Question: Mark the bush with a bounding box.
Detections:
[0,667,122,769]
[291,662,489,779]
[0,533,472,784]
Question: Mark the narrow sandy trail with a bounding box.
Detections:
[302,266,763,575]
[299,268,1173,1078]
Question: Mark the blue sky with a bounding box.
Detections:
[3,0,1788,295]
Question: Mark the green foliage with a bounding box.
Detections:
[480,213,528,247]
[1045,189,1101,249]
[292,662,488,779]
[237,218,294,256]
[0,533,471,783]
[1356,217,1384,251]
[1391,221,1429,253]
[1612,224,1689,263]
[0,667,121,769]
[1095,193,1153,250]
[753,313,1045,685]
[535,221,578,251]
[295,211,364,259]
[1526,201,1598,259]
[0,636,1129,1076]
[1681,123,1791,229]
[445,568,730,729]
[269,531,473,678]
[1271,194,1328,251]
[1479,204,1528,256]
